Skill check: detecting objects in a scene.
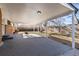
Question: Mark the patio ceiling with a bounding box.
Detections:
[2,3,74,27]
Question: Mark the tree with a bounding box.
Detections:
[50,17,66,32]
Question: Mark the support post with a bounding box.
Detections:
[72,12,76,49]
[37,25,39,32]
[39,24,42,32]
[33,26,35,32]
[45,21,48,37]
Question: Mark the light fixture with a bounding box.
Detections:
[37,10,42,14]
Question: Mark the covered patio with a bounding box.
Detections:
[0,3,78,56]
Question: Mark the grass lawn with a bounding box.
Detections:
[49,32,79,49]
[21,31,79,49]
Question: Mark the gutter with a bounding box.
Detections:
[68,3,78,13]
[68,3,79,24]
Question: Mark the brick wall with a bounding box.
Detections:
[6,25,15,35]
[0,8,2,42]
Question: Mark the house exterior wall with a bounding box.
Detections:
[0,8,2,43]
[6,24,15,35]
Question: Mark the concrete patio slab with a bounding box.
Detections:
[0,34,73,56]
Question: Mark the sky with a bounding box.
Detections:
[63,14,72,24]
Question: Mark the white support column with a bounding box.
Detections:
[45,21,48,37]
[38,25,39,32]
[40,24,42,32]
[33,26,35,32]
[72,12,76,49]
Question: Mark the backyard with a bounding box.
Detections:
[25,27,79,49]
